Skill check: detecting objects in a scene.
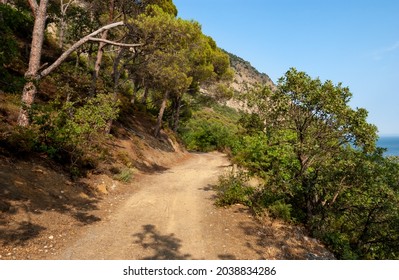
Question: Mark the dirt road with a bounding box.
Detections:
[49,152,333,260]
[52,152,231,259]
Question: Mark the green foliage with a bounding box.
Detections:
[65,5,97,44]
[0,6,18,66]
[215,171,254,207]
[3,126,39,155]
[232,133,270,177]
[238,113,265,135]
[30,93,120,169]
[129,0,178,17]
[8,0,31,13]
[127,6,233,134]
[322,231,358,259]
[0,4,33,92]
[232,130,299,187]
[180,105,239,152]
[234,68,399,259]
[149,0,178,16]
[312,151,399,259]
[181,119,230,152]
[0,4,32,58]
[267,200,292,222]
[129,6,200,95]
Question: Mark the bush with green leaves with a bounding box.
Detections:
[215,171,254,207]
[180,107,239,152]
[310,151,399,259]
[267,200,292,222]
[31,93,120,169]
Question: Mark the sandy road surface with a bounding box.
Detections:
[51,152,240,259]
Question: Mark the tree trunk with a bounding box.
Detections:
[58,16,66,49]
[40,22,138,78]
[90,0,115,95]
[18,81,37,126]
[130,86,137,104]
[154,91,169,137]
[111,48,124,93]
[59,0,76,49]
[105,48,125,134]
[90,30,109,95]
[172,95,182,132]
[75,49,81,71]
[141,86,149,104]
[17,0,48,127]
[17,2,136,127]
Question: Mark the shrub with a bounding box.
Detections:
[30,93,120,170]
[180,108,239,152]
[322,232,358,260]
[267,200,292,222]
[215,171,254,207]
[232,133,271,178]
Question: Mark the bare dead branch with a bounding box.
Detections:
[88,37,142,48]
[39,21,139,78]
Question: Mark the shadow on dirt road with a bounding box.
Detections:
[132,224,191,260]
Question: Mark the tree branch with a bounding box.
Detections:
[39,21,139,79]
[61,0,76,14]
[88,37,142,48]
[27,0,38,15]
[328,176,347,207]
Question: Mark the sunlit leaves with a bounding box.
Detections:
[237,68,398,259]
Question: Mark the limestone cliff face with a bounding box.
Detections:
[200,50,275,111]
[226,50,275,93]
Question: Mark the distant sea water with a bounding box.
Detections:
[377,136,399,157]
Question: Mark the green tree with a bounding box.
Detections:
[318,151,399,259]
[16,0,140,127]
[237,68,399,259]
[245,68,378,220]
[127,6,232,136]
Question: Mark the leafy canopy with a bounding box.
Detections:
[231,68,399,259]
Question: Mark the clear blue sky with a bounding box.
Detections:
[174,0,399,136]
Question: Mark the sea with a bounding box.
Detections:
[377,136,399,157]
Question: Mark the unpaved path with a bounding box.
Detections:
[52,152,233,259]
[49,152,333,260]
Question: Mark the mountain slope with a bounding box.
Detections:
[226,50,275,92]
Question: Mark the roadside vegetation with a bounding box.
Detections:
[210,70,399,260]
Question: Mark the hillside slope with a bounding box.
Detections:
[199,50,275,111]
[226,50,275,92]
[0,107,188,259]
